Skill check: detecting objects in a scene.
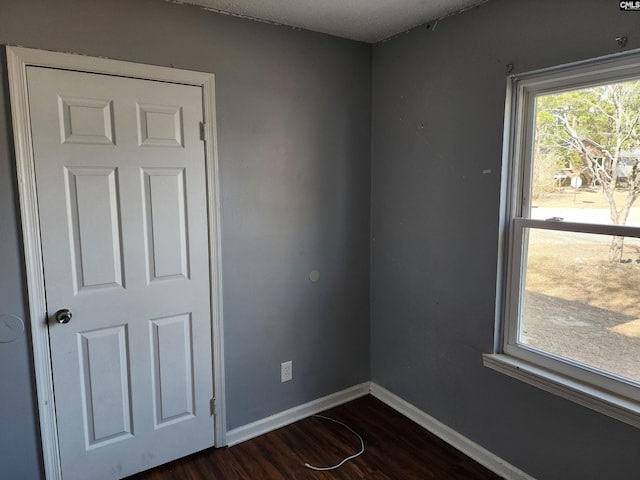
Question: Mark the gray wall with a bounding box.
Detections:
[371,1,640,479]
[6,0,640,479]
[0,0,371,477]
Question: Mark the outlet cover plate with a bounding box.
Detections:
[281,360,292,382]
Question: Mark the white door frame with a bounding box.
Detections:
[6,46,226,480]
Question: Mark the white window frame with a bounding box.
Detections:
[484,49,640,428]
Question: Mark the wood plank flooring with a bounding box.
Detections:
[127,395,503,480]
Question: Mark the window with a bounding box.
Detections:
[485,51,640,427]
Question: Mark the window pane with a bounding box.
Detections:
[520,228,640,383]
[530,80,640,227]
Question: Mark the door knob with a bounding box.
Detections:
[55,309,72,324]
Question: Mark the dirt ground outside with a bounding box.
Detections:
[521,187,640,383]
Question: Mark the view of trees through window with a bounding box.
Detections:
[521,79,640,383]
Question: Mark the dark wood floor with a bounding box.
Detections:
[128,395,503,480]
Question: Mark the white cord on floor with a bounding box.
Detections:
[303,414,365,471]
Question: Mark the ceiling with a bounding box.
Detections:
[175,0,487,43]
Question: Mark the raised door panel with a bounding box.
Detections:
[150,314,194,427]
[65,167,124,292]
[78,326,133,449]
[59,96,115,145]
[137,103,183,147]
[141,168,189,282]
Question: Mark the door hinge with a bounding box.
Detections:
[200,122,208,142]
[210,397,216,416]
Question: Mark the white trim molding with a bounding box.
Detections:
[6,46,226,480]
[370,383,534,480]
[225,383,371,446]
[483,354,640,429]
[226,381,532,480]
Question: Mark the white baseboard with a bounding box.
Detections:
[225,382,371,446]
[224,381,532,480]
[370,383,534,480]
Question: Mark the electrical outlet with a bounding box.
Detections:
[281,360,292,382]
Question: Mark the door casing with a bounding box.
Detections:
[6,46,226,480]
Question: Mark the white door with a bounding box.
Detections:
[26,66,215,479]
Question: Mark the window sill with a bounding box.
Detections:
[482,353,640,429]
